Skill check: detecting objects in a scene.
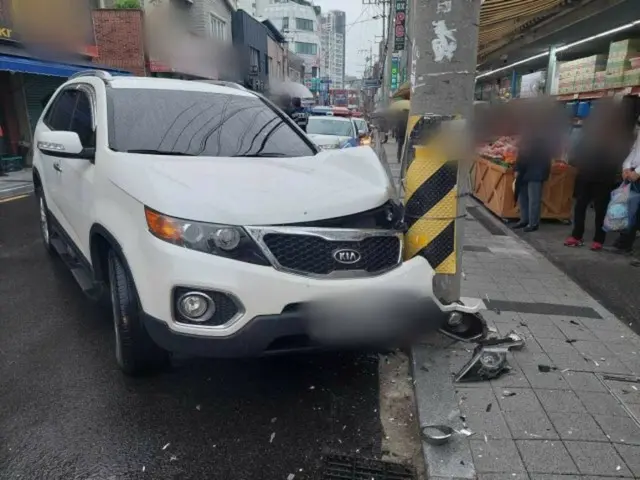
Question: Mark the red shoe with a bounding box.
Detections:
[590,241,603,251]
[564,237,583,247]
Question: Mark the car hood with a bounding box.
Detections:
[108,148,394,225]
[306,134,351,147]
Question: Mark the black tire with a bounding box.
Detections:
[36,188,56,255]
[108,249,170,375]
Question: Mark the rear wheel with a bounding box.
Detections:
[36,188,55,255]
[108,249,170,375]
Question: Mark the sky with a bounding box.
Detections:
[314,0,384,78]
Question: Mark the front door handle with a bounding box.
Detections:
[53,162,62,173]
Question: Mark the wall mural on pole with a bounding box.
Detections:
[393,0,406,52]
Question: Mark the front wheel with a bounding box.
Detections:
[108,250,170,376]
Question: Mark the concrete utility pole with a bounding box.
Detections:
[402,0,482,304]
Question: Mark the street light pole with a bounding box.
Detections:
[402,0,482,304]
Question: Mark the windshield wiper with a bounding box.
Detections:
[232,153,290,157]
[125,149,195,156]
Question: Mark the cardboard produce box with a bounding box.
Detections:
[594,71,606,90]
[608,39,640,61]
[606,59,631,76]
[605,73,624,89]
[575,80,594,92]
[623,68,640,87]
[558,79,576,94]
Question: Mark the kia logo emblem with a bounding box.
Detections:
[333,248,361,265]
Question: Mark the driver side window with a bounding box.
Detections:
[44,88,95,148]
[70,91,95,148]
[45,90,78,131]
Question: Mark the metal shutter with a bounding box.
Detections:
[22,74,66,134]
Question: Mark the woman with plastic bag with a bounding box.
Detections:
[564,99,630,251]
[611,97,640,254]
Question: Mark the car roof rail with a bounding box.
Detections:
[68,70,114,82]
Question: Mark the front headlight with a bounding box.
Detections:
[144,207,270,266]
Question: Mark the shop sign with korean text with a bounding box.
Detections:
[393,0,407,52]
[390,54,400,92]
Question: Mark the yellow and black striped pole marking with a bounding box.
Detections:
[403,114,459,275]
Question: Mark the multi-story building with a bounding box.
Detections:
[260,18,288,86]
[258,0,321,80]
[235,0,257,16]
[320,10,345,89]
[287,51,306,84]
[140,0,235,79]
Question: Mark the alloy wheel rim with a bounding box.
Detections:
[39,197,49,244]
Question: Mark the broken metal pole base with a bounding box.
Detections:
[439,310,488,343]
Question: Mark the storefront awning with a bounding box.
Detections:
[0,54,131,77]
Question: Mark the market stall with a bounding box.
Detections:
[473,136,576,220]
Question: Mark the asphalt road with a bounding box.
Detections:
[0,195,383,480]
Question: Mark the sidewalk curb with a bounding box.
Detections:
[410,340,476,480]
[407,200,513,479]
[0,182,33,201]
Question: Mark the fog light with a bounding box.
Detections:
[213,228,241,251]
[177,292,215,322]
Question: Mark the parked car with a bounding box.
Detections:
[306,116,363,149]
[32,70,479,375]
[352,118,371,146]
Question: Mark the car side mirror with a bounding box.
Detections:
[36,131,93,160]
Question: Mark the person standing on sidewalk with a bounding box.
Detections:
[394,111,408,163]
[289,97,308,133]
[512,103,561,232]
[564,99,630,251]
[612,102,640,254]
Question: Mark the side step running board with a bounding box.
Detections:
[50,237,104,300]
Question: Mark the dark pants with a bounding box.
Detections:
[572,179,613,243]
[518,181,543,227]
[397,138,404,163]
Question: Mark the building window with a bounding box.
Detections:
[282,17,289,30]
[250,47,260,72]
[294,42,317,56]
[295,18,314,32]
[268,56,274,76]
[209,13,226,41]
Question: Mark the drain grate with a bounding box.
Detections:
[319,454,415,480]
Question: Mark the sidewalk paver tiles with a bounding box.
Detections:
[454,202,640,479]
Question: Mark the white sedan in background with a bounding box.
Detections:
[306,116,364,150]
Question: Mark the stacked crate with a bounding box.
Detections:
[606,39,640,88]
[557,55,607,94]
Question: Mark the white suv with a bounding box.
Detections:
[32,71,479,375]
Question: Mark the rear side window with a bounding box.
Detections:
[107,88,317,158]
[45,90,79,131]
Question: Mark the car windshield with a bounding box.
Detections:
[353,119,368,134]
[307,117,354,137]
[107,88,316,158]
